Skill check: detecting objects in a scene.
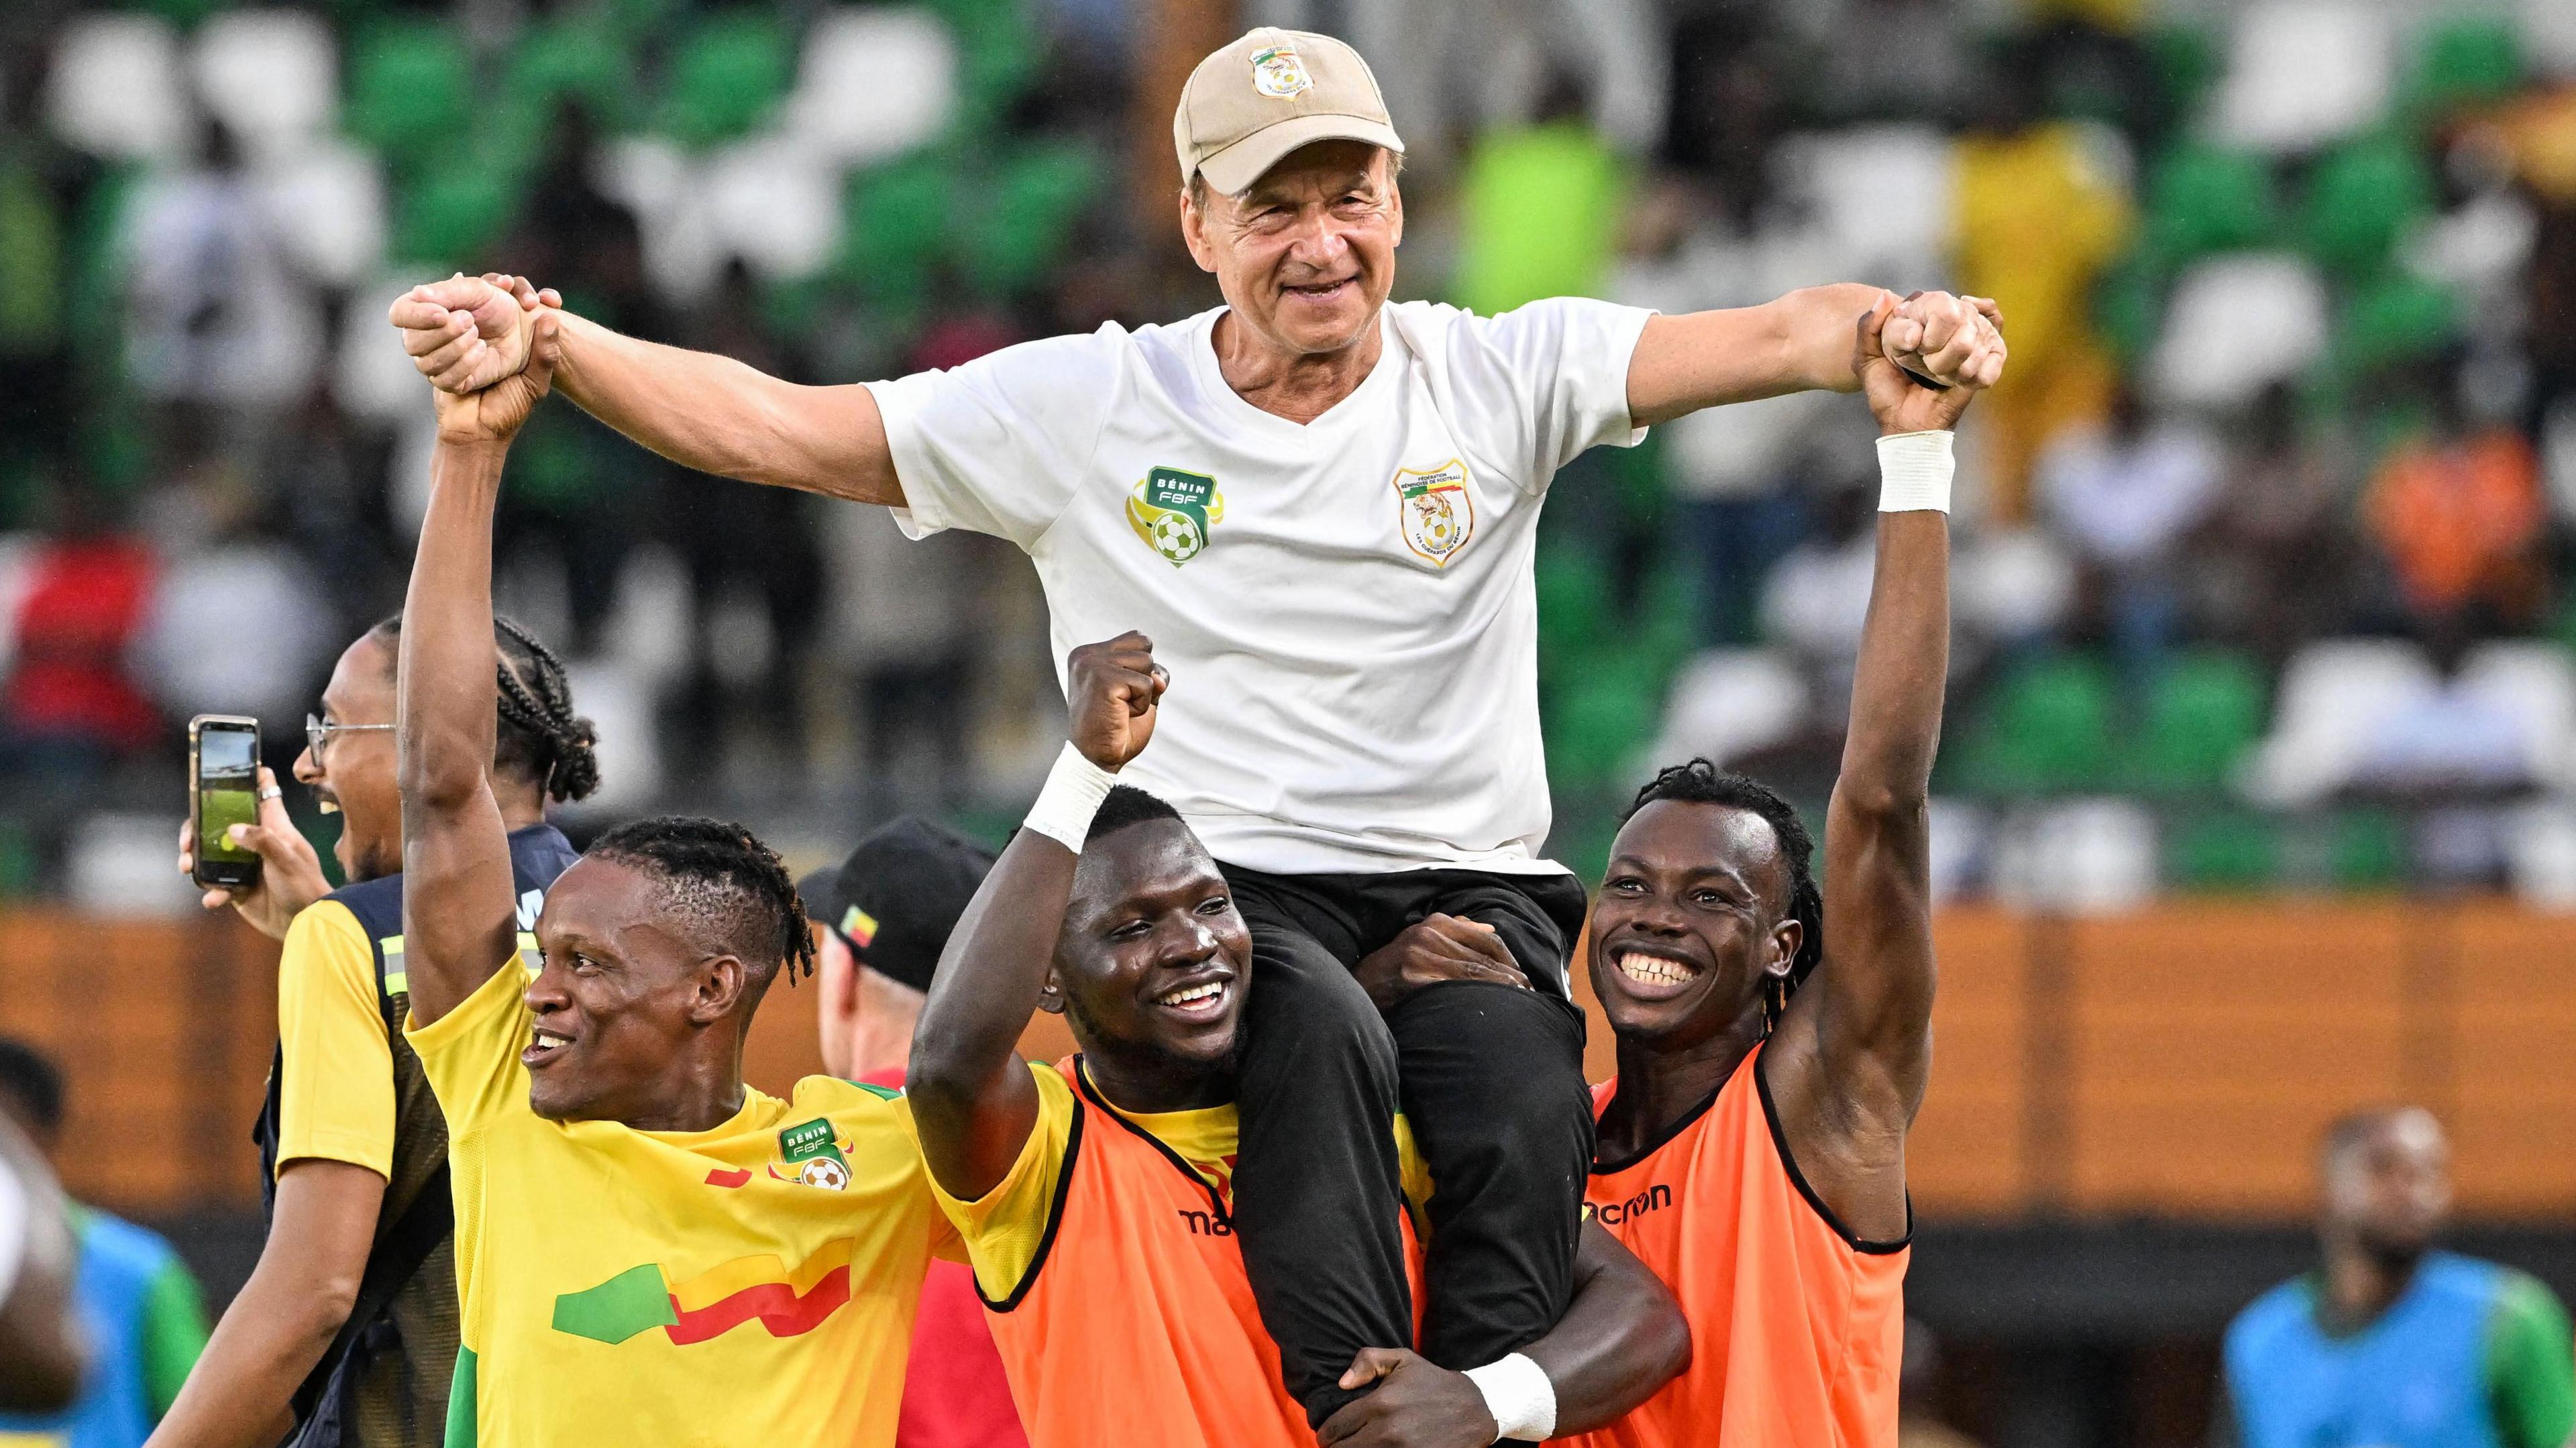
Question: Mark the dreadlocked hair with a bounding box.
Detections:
[370,612,600,803]
[1623,759,1823,1031]
[586,816,818,987]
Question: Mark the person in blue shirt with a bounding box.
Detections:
[2220,1107,2576,1448]
[0,1038,210,1448]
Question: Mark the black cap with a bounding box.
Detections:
[798,816,997,994]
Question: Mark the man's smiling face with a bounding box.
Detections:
[1588,799,1800,1053]
[1182,140,1402,360]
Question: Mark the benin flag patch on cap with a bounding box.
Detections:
[838,905,878,948]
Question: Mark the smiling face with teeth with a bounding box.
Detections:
[1589,799,1804,1056]
[1181,140,1402,364]
[300,634,406,885]
[1040,817,1253,1113]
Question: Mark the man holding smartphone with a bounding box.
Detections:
[160,619,598,1448]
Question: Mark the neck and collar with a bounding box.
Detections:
[1599,1002,1770,1166]
[1210,308,1385,426]
[1076,1041,1235,1117]
[2316,1233,2428,1335]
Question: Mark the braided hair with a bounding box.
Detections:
[1621,759,1823,1031]
[368,612,600,803]
[587,816,818,989]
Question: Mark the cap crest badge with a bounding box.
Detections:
[1250,44,1313,99]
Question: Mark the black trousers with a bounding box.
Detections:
[1222,863,1595,1429]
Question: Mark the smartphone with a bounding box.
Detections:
[190,715,263,891]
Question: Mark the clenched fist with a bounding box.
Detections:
[1065,632,1168,773]
[1880,289,2007,392]
[388,272,557,396]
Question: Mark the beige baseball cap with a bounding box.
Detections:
[1173,27,1406,197]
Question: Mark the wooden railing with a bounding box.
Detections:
[5,901,2569,1221]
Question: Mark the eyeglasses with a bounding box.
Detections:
[307,713,395,762]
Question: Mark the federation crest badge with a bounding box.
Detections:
[771,1117,853,1191]
[1128,466,1226,566]
[1250,44,1313,99]
[1393,459,1477,567]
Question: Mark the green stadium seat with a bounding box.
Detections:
[2092,249,2165,366]
[1547,659,1663,794]
[393,163,518,270]
[2300,136,2434,280]
[1960,653,2119,794]
[2333,274,2461,380]
[2328,808,2410,890]
[1534,545,1613,665]
[502,18,640,135]
[344,20,474,164]
[2402,17,2525,121]
[963,141,1104,298]
[2143,145,2278,270]
[2137,650,2266,794]
[658,11,793,147]
[839,156,957,302]
[924,0,1040,135]
[2145,23,2224,122]
[2165,810,2280,891]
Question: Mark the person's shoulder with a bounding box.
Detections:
[790,1075,918,1140]
[2418,1250,2521,1306]
[2226,1275,2318,1350]
[70,1206,180,1278]
[320,871,405,940]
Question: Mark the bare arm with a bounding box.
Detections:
[397,315,562,1026]
[1318,1224,1690,1447]
[142,1160,384,1448]
[387,275,902,506]
[1765,294,1975,1241]
[1626,286,2006,427]
[908,632,1166,1201]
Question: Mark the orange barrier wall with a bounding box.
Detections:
[6,903,2568,1221]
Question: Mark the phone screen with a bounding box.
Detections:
[198,727,260,866]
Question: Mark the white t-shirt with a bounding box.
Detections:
[868,298,1653,876]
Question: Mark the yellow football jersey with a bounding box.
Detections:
[407,962,957,1448]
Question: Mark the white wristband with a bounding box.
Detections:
[1023,742,1118,850]
[1464,1352,1556,1443]
[1876,429,1954,514]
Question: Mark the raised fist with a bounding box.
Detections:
[1880,290,2006,393]
[388,272,559,396]
[1857,290,2005,435]
[1065,632,1167,773]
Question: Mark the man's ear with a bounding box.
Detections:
[1179,186,1220,275]
[1768,918,1803,983]
[692,954,748,1025]
[1036,965,1068,1019]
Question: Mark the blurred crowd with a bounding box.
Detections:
[2,0,2575,907]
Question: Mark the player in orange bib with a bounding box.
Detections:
[906,632,1690,1448]
[1562,294,1983,1448]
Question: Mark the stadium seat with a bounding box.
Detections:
[659,11,794,148]
[2243,638,2438,806]
[2300,135,2434,280]
[501,17,641,137]
[46,15,193,163]
[1772,125,1955,290]
[265,140,387,288]
[702,134,845,282]
[2530,0,2576,80]
[2503,801,2576,909]
[2148,254,2328,409]
[2165,809,2282,890]
[1648,649,1811,773]
[2459,641,2576,791]
[2327,807,2409,889]
[2212,1,2395,154]
[343,19,473,164]
[787,7,959,165]
[923,0,1040,135]
[393,162,519,272]
[1961,653,2120,795]
[964,141,1103,297]
[2139,649,2267,794]
[1548,658,1664,794]
[191,9,337,160]
[838,155,957,302]
[2145,23,2226,122]
[2143,145,2279,268]
[2332,273,2461,380]
[1535,545,1613,665]
[1991,797,2159,912]
[2400,16,2524,122]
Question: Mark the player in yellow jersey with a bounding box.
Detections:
[394,310,955,1448]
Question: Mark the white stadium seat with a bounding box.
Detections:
[2213,1,2394,153]
[47,15,194,163]
[786,7,958,166]
[193,9,337,162]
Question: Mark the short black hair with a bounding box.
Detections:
[1086,784,1185,846]
[0,1038,64,1133]
[368,612,600,803]
[1623,759,1822,1027]
[588,816,818,989]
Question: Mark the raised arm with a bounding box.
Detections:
[396,313,561,1026]
[1626,286,2006,427]
[906,632,1166,1201]
[1765,293,1980,1237]
[1318,1223,1690,1447]
[388,276,902,506]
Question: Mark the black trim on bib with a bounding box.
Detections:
[1754,1052,1912,1255]
[975,1074,1087,1315]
